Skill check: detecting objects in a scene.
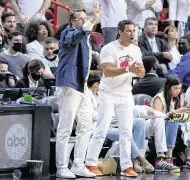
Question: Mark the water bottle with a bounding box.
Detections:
[12,169,22,179]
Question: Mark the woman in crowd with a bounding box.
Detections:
[152,75,190,171]
[15,59,45,88]
[25,20,53,59]
[87,70,101,126]
[164,25,181,70]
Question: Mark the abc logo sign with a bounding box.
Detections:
[5,124,28,160]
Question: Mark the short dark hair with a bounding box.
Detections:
[87,71,101,88]
[142,56,157,73]
[0,1,5,8]
[117,20,134,31]
[1,11,15,23]
[7,30,23,41]
[116,20,134,39]
[54,23,69,40]
[22,59,45,77]
[70,9,86,26]
[164,75,182,112]
[144,17,158,27]
[0,58,8,65]
[25,20,53,43]
[44,37,58,44]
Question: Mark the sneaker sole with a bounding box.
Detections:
[155,168,180,173]
[183,165,190,169]
[56,175,76,179]
[120,172,138,177]
[71,172,96,178]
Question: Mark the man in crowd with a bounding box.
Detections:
[56,7,101,178]
[85,20,145,177]
[132,56,165,97]
[1,11,16,44]
[138,17,172,73]
[0,30,29,78]
[38,37,59,74]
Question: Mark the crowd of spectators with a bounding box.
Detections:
[1,0,190,177]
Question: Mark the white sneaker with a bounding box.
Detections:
[70,163,96,177]
[56,168,76,178]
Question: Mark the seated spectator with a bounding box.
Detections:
[0,58,17,87]
[15,59,45,88]
[25,20,53,59]
[38,37,59,73]
[138,17,172,73]
[132,56,165,97]
[1,12,17,44]
[106,104,175,172]
[178,35,190,55]
[0,30,30,78]
[87,70,101,131]
[164,25,181,70]
[152,75,190,172]
[166,35,190,91]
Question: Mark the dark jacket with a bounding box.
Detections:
[15,77,44,88]
[56,26,90,93]
[166,51,190,87]
[132,73,166,97]
[138,35,170,68]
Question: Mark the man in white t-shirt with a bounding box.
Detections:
[100,0,128,45]
[10,0,51,30]
[85,20,145,177]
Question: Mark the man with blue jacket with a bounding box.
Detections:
[165,38,190,91]
[56,7,101,178]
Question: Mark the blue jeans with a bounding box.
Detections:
[165,122,179,148]
[102,27,117,45]
[106,118,146,159]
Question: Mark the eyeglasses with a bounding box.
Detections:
[73,17,88,21]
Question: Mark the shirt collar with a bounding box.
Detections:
[146,35,156,43]
[28,77,38,88]
[145,73,158,77]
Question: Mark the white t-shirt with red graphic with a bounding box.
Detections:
[99,40,142,97]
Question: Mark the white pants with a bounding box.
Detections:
[145,118,167,153]
[56,86,92,169]
[86,90,134,171]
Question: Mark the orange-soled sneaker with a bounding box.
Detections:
[86,166,103,176]
[121,167,138,177]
